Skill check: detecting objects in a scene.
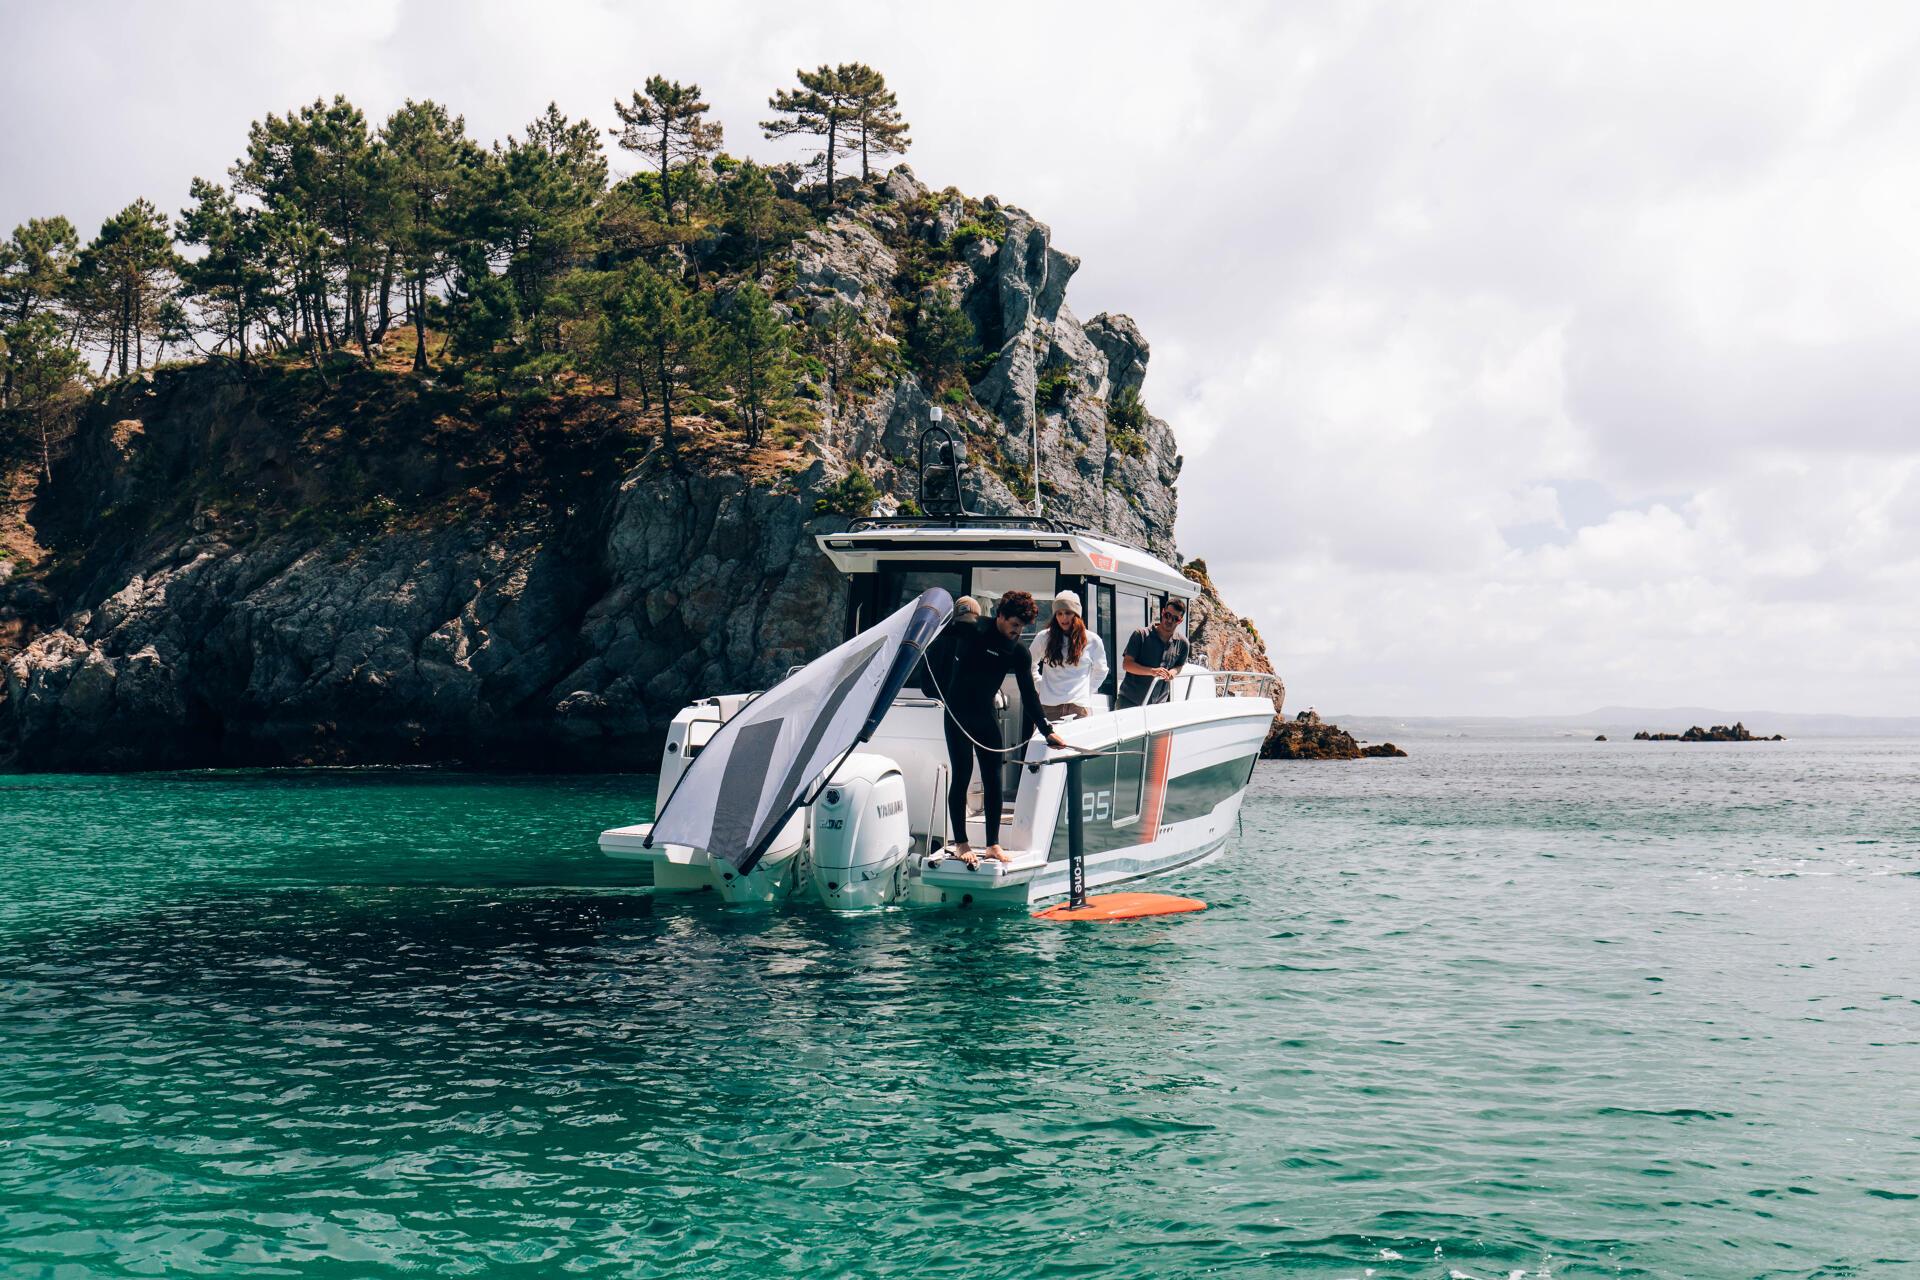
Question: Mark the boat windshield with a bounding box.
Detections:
[968,567,1057,643]
[880,568,965,616]
[849,565,1061,641]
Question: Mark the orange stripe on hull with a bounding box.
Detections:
[1139,732,1173,842]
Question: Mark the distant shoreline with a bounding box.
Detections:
[1328,708,1920,740]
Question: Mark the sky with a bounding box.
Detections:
[4,0,1919,716]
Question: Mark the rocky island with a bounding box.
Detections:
[1262,710,1406,760]
[0,72,1293,771]
[1633,723,1784,742]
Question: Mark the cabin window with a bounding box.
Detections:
[1092,582,1117,700]
[879,567,965,616]
[1111,731,1146,827]
[1116,587,1153,645]
[970,566,1058,639]
[844,573,881,636]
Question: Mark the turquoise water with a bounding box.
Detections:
[2,741,1917,1278]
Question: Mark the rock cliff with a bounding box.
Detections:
[0,169,1272,770]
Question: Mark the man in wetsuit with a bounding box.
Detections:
[926,590,1067,868]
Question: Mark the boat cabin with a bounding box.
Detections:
[819,515,1196,710]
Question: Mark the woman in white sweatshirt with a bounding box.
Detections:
[1029,589,1109,721]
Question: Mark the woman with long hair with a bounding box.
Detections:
[1030,589,1109,722]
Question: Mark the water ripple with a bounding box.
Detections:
[2,744,1917,1276]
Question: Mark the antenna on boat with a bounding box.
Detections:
[917,406,971,519]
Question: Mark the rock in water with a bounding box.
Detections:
[1262,710,1405,761]
[1632,722,1778,742]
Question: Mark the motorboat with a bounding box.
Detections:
[598,431,1279,911]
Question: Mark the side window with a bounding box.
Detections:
[1111,731,1145,827]
[1094,583,1117,699]
[1117,588,1151,655]
[844,573,881,638]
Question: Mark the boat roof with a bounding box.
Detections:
[816,517,1195,598]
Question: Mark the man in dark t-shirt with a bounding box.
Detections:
[1116,597,1190,708]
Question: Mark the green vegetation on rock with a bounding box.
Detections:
[0,68,919,475]
[815,464,881,516]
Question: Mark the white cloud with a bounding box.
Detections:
[4,0,1919,713]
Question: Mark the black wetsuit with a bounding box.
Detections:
[925,618,1054,847]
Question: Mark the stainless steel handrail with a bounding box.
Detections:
[925,762,950,859]
[1205,670,1285,700]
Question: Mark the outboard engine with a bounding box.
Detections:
[809,753,912,909]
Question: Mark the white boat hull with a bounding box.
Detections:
[597,812,806,905]
[602,686,1269,912]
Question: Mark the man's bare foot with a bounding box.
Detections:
[950,842,979,869]
[985,844,1013,863]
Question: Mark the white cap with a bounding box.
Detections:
[1052,589,1082,616]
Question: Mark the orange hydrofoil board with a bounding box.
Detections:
[1033,892,1207,921]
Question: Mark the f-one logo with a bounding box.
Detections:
[876,799,904,818]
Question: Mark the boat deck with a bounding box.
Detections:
[919,847,1047,891]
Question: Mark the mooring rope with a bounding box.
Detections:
[917,647,1153,763]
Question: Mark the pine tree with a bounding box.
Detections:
[906,286,977,387]
[305,98,380,356]
[628,261,711,460]
[843,64,910,182]
[0,311,84,478]
[232,97,384,359]
[582,268,642,402]
[71,200,180,376]
[482,103,606,353]
[0,217,79,328]
[610,77,722,226]
[0,217,80,406]
[176,179,274,362]
[234,99,359,355]
[378,100,479,371]
[718,282,792,447]
[716,160,808,274]
[809,298,870,436]
[446,245,520,396]
[763,65,864,208]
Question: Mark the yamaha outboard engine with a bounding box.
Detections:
[809,753,912,909]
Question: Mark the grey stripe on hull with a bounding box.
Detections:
[765,634,889,815]
[710,719,783,861]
